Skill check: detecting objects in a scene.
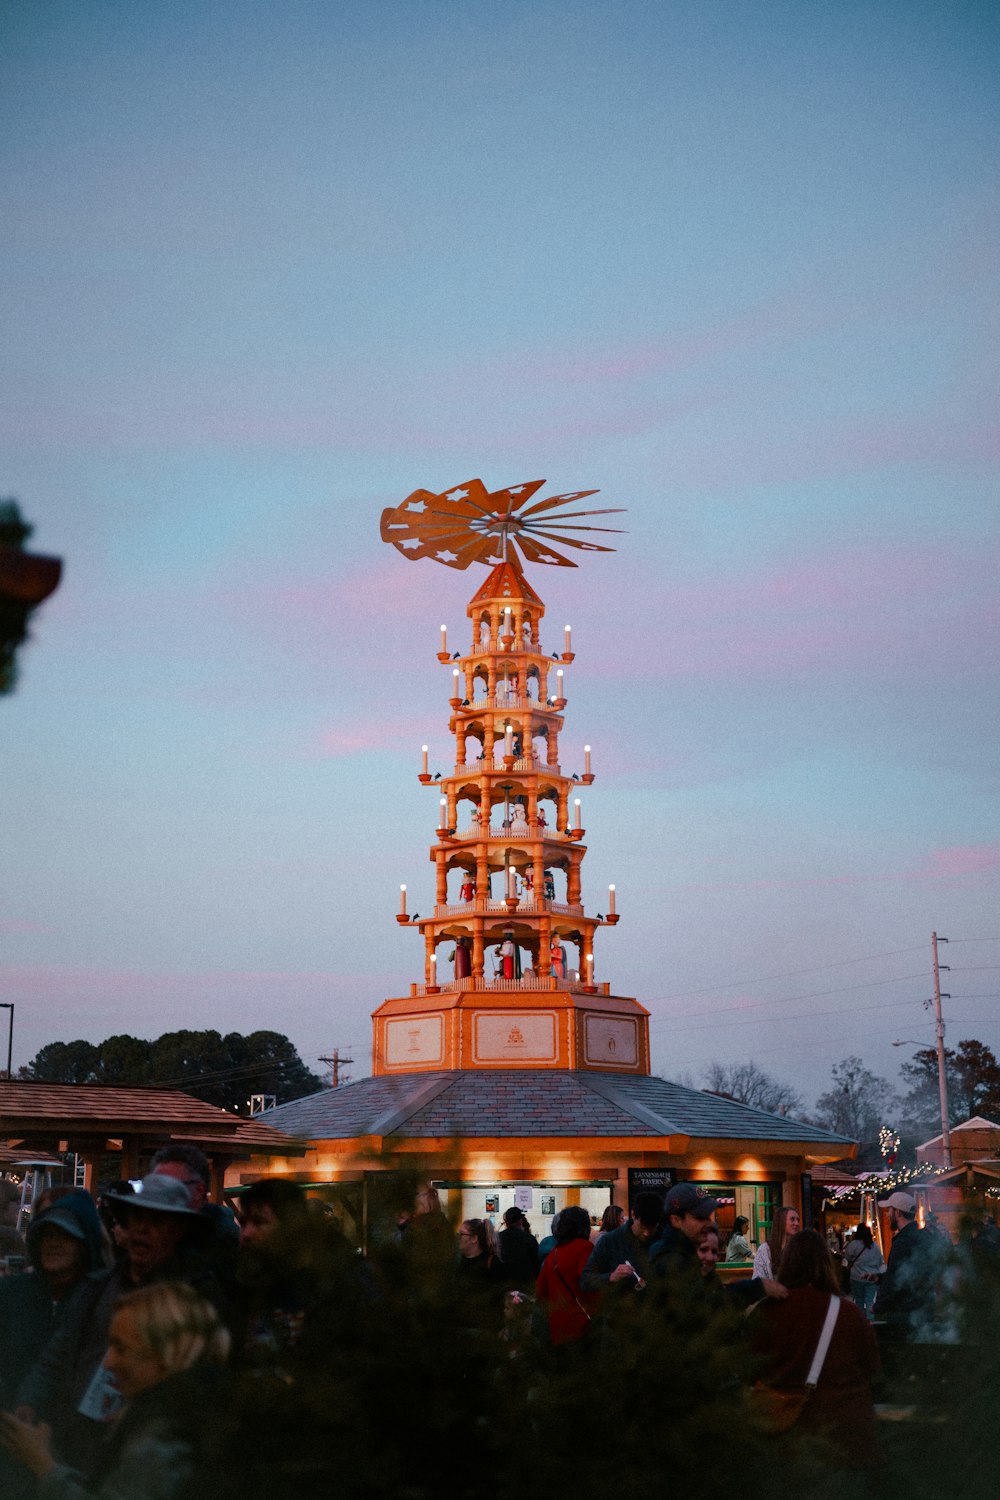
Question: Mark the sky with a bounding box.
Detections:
[3,0,998,1113]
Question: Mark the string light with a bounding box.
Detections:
[879,1125,901,1167]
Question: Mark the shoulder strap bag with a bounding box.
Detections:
[553,1257,593,1324]
[751,1294,841,1434]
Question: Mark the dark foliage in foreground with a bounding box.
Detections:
[177,1205,1000,1500]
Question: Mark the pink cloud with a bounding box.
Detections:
[590,541,998,682]
[312,714,425,759]
[1,964,396,1006]
[668,844,1000,894]
[901,845,1000,881]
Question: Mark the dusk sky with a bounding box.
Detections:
[4,1,998,1112]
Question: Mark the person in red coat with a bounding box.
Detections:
[536,1206,599,1346]
[753,1229,882,1470]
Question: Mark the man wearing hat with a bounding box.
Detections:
[873,1190,935,1340]
[16,1173,220,1475]
[650,1183,788,1309]
[649,1182,719,1280]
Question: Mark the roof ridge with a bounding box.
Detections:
[371,1075,453,1135]
[580,1071,675,1135]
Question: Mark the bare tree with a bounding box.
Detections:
[814,1055,896,1144]
[702,1059,803,1117]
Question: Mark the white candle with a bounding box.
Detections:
[573,798,581,829]
[585,952,594,983]
[503,606,512,632]
[452,668,460,695]
[421,745,429,775]
[505,723,513,755]
[564,624,571,651]
[608,883,616,915]
[584,744,591,776]
[507,866,515,898]
[439,797,447,824]
[440,624,447,651]
[556,669,564,696]
[399,884,407,916]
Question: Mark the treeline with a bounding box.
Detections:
[702,1039,1000,1159]
[22,1029,324,1113]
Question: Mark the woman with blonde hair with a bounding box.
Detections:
[455,1217,507,1329]
[1,1282,230,1498]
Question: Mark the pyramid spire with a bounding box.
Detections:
[373,482,647,1078]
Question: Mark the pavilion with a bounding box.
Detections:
[229,482,854,1245]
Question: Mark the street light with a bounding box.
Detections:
[0,1003,13,1078]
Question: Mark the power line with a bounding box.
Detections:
[150,1055,312,1090]
[649,970,929,1024]
[655,990,1000,1037]
[656,995,930,1036]
[652,944,928,1003]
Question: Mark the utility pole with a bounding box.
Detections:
[931,932,953,1169]
[319,1049,354,1088]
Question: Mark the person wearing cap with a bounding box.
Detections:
[873,1191,936,1340]
[498,1206,540,1289]
[580,1191,664,1296]
[649,1182,719,1281]
[651,1184,789,1311]
[0,1192,107,1500]
[15,1173,222,1477]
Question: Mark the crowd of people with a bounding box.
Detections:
[0,1156,996,1499]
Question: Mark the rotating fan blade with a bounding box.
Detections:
[488,480,546,513]
[517,489,599,518]
[524,521,627,534]
[526,527,617,553]
[515,534,577,568]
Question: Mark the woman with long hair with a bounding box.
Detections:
[726,1215,752,1261]
[753,1230,880,1469]
[535,1205,599,1346]
[597,1204,626,1240]
[844,1223,886,1318]
[455,1218,507,1330]
[752,1205,801,1280]
[0,1282,230,1498]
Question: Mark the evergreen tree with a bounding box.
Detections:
[24,1028,324,1111]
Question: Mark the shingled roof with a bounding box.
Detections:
[262,1070,853,1150]
[0,1080,305,1156]
[1,1080,238,1130]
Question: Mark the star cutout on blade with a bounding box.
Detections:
[379,479,626,571]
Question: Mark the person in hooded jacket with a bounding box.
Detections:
[0,1190,108,1404]
[0,1192,107,1499]
[15,1174,221,1478]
